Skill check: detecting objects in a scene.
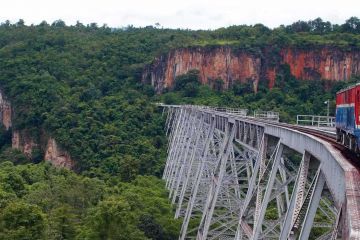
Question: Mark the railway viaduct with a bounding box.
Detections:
[161,105,360,240]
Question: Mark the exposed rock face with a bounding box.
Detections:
[280,48,360,81]
[143,47,262,93]
[11,130,74,169]
[44,137,74,169]
[0,91,12,130]
[12,130,37,157]
[143,46,360,92]
[266,68,277,88]
[0,90,74,169]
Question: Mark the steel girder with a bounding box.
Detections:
[162,105,353,240]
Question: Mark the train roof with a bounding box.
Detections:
[336,82,360,94]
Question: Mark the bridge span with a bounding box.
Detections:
[161,105,360,240]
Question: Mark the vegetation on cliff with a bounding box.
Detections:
[158,65,359,123]
[0,17,359,239]
[205,17,360,49]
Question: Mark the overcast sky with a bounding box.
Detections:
[1,0,359,29]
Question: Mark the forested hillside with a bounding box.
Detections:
[0,17,359,239]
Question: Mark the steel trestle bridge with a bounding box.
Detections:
[161,105,360,240]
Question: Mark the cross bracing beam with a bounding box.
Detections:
[161,105,360,240]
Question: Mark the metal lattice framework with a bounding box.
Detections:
[162,105,360,240]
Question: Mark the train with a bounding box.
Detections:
[336,83,360,153]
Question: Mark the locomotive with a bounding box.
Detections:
[336,83,360,153]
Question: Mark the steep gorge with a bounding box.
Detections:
[142,46,360,92]
[0,91,74,169]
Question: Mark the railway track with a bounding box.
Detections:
[237,114,360,164]
[227,112,360,165]
[285,124,360,166]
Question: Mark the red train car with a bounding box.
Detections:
[335,83,360,153]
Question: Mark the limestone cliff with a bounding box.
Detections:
[12,130,37,157]
[44,137,74,169]
[11,129,74,169]
[143,47,262,93]
[0,90,74,169]
[280,48,360,82]
[0,91,12,130]
[143,46,360,92]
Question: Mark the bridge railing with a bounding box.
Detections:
[296,115,336,127]
[158,103,281,121]
[200,106,248,116]
[254,110,280,122]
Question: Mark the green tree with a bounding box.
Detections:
[77,197,146,240]
[183,82,200,97]
[120,155,140,182]
[174,69,200,91]
[46,205,77,240]
[342,17,360,33]
[0,201,46,240]
[213,78,224,92]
